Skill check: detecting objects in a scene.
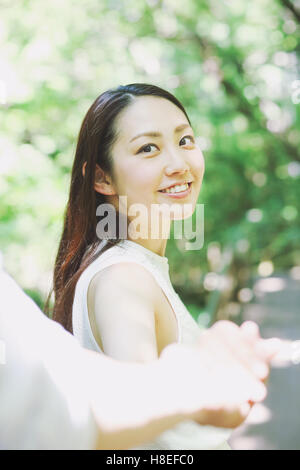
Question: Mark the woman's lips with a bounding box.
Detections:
[158,182,192,199]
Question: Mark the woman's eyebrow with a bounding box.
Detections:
[129,123,192,143]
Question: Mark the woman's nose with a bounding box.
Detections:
[164,150,189,176]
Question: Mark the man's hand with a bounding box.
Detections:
[211,320,281,382]
[160,320,282,429]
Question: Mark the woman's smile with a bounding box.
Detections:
[158,181,193,199]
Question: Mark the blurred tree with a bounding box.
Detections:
[0,0,299,320]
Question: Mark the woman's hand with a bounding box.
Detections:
[210,320,281,382]
[160,320,282,429]
[239,320,282,367]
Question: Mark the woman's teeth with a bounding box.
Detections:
[161,183,189,194]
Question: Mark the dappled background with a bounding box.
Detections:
[1,0,299,323]
[1,0,300,449]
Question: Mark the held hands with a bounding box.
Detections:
[160,320,282,429]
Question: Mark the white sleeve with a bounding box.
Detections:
[0,270,98,450]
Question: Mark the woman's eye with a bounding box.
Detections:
[137,136,194,154]
[180,135,195,146]
[138,144,158,154]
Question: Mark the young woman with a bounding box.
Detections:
[51,83,268,449]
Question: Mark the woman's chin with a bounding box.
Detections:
[169,203,195,221]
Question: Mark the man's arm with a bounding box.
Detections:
[0,270,281,450]
[0,270,99,449]
[84,334,275,449]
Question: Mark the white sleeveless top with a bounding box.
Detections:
[72,239,232,450]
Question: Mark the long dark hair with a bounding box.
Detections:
[47,83,191,333]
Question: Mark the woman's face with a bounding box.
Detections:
[106,95,205,231]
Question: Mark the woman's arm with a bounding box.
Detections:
[88,262,161,362]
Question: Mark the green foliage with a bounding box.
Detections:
[1,0,299,318]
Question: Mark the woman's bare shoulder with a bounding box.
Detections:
[88,262,161,306]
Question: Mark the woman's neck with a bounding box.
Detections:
[126,237,168,257]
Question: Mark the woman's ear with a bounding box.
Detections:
[82,161,87,177]
[82,162,116,195]
[94,164,116,196]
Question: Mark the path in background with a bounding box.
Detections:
[228,272,300,450]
